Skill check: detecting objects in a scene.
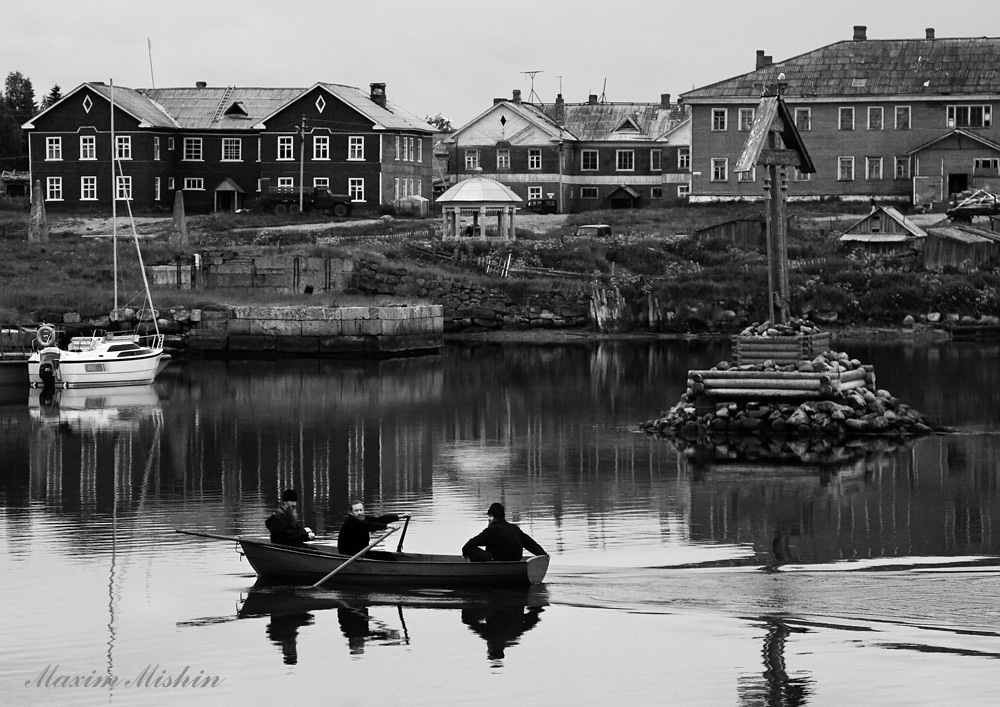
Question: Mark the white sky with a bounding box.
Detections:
[6,0,996,126]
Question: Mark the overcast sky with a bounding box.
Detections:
[6,0,996,126]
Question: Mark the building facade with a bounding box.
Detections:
[680,27,1000,205]
[444,90,689,212]
[22,82,434,213]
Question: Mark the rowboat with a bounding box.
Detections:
[236,535,550,587]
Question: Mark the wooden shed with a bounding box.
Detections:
[695,215,767,250]
[923,222,1000,272]
[839,206,926,255]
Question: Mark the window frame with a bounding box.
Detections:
[650,148,662,171]
[711,157,728,182]
[794,107,811,131]
[711,108,728,131]
[650,186,664,199]
[348,177,364,202]
[838,156,855,181]
[947,104,992,128]
[894,156,910,180]
[46,176,63,200]
[528,186,542,201]
[115,175,132,200]
[312,135,329,161]
[153,136,160,161]
[277,177,294,188]
[80,176,97,201]
[866,156,883,181]
[183,177,205,191]
[222,137,242,162]
[581,186,599,199]
[616,149,635,172]
[348,136,364,161]
[677,147,690,170]
[895,106,911,130]
[868,106,884,130]
[738,108,755,132]
[314,176,330,189]
[277,135,294,161]
[183,137,203,161]
[46,136,62,161]
[528,148,542,170]
[496,148,510,170]
[464,149,480,170]
[677,184,690,198]
[839,107,855,131]
[737,166,756,183]
[80,135,96,161]
[581,149,599,171]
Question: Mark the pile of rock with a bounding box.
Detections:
[738,318,823,337]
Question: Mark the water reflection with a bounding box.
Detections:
[235,582,548,665]
[738,617,814,707]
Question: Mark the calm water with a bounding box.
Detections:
[1,339,998,706]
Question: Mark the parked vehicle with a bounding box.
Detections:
[525,198,558,214]
[575,224,612,238]
[259,185,353,217]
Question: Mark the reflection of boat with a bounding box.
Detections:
[27,81,163,389]
[238,536,550,587]
[29,385,161,432]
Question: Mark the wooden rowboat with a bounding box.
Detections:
[237,535,550,587]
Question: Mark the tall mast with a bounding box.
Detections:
[110,79,118,315]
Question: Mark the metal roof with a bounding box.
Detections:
[541,102,686,141]
[436,175,523,204]
[839,233,912,243]
[682,36,1000,101]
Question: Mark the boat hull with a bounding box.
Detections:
[28,346,163,388]
[238,537,550,587]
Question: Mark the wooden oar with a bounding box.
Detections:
[312,526,399,588]
[396,514,412,552]
[175,529,241,542]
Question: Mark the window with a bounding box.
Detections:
[839,107,855,131]
[974,158,1000,173]
[46,176,62,200]
[651,186,663,199]
[738,166,755,183]
[895,106,911,130]
[394,136,400,160]
[528,186,542,200]
[183,177,205,190]
[277,136,294,160]
[895,157,910,179]
[868,107,883,130]
[168,177,175,190]
[738,108,754,132]
[153,137,160,161]
[465,150,479,170]
[154,176,160,201]
[416,179,422,196]
[223,137,242,161]
[46,137,62,160]
[650,149,662,171]
[581,150,599,171]
[277,177,294,188]
[408,137,415,162]
[947,105,992,128]
[313,136,329,161]
[677,147,690,170]
[80,136,95,160]
[794,108,811,131]
[581,186,599,199]
[348,177,364,202]
[167,137,175,151]
[528,149,542,170]
[794,167,812,182]
[677,184,690,198]
[838,156,855,181]
[183,137,202,161]
[314,177,330,189]
[616,150,635,171]
[417,140,423,163]
[115,175,132,200]
[393,177,400,200]
[81,176,97,201]
[866,156,883,180]
[497,149,510,169]
[711,108,728,131]
[711,158,728,182]
[349,136,364,160]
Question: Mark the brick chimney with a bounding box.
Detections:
[196,81,207,89]
[756,50,771,70]
[553,93,565,124]
[370,82,386,108]
[660,93,671,109]
[512,89,522,104]
[588,94,598,105]
[926,27,935,39]
[853,25,867,41]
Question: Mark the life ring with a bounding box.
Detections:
[36,325,57,348]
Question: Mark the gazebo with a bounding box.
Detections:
[436,175,522,240]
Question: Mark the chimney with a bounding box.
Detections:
[512,89,522,104]
[764,55,773,68]
[553,93,565,124]
[756,50,768,70]
[926,27,935,39]
[588,94,598,105]
[196,81,207,89]
[494,97,505,105]
[853,25,867,41]
[660,93,671,109]
[370,82,386,108]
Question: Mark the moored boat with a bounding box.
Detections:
[237,535,550,587]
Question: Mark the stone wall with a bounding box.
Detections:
[148,252,354,294]
[349,259,591,332]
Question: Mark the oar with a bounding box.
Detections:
[396,514,412,552]
[312,526,399,588]
[175,529,241,542]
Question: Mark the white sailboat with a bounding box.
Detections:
[28,80,165,389]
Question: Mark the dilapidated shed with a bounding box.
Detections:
[695,215,767,251]
[923,221,1000,271]
[839,206,927,254]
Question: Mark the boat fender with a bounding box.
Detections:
[36,325,57,348]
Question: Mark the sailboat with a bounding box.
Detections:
[28,80,165,389]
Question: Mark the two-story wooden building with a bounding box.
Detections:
[680,27,1000,206]
[22,81,435,213]
[444,90,689,212]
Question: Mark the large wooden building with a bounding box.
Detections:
[680,27,1000,205]
[444,90,689,212]
[22,81,435,213]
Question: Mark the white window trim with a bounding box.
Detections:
[465,149,480,170]
[312,135,329,161]
[277,177,294,188]
[738,166,756,183]
[80,176,97,201]
[528,148,542,170]
[650,149,662,172]
[115,175,132,200]
[839,107,855,131]
[46,137,62,161]
[154,176,161,201]
[348,136,364,161]
[183,177,205,190]
[616,149,635,172]
[528,186,542,200]
[894,156,910,179]
[348,177,365,202]
[153,136,160,161]
[222,137,242,162]
[711,108,728,131]
[581,149,599,171]
[947,104,993,128]
[838,156,855,181]
[496,149,510,170]
[314,176,330,188]
[277,136,294,161]
[678,147,690,170]
[738,108,754,132]
[46,176,63,201]
[183,137,203,162]
[581,186,599,199]
[794,107,811,131]
[868,106,884,130]
[677,184,690,197]
[711,157,728,182]
[866,156,883,181]
[80,136,96,161]
[895,106,911,130]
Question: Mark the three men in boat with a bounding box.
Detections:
[265,489,316,544]
[463,503,547,562]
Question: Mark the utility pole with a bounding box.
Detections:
[298,115,306,213]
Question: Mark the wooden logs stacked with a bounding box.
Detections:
[735,319,831,366]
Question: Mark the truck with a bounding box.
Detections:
[259,185,353,217]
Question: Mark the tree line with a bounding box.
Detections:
[1,71,61,172]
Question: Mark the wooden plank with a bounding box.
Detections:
[690,369,829,381]
[758,149,802,167]
[704,388,822,399]
[703,378,822,391]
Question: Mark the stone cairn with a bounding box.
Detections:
[641,320,942,447]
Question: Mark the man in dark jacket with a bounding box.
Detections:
[265,489,315,545]
[462,503,546,562]
[337,500,400,555]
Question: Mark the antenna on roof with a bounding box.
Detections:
[522,70,543,103]
[599,78,607,104]
[147,38,155,88]
[557,75,563,94]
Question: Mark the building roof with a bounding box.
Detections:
[681,34,1000,101]
[539,101,686,141]
[436,175,523,205]
[926,222,1000,244]
[841,206,927,238]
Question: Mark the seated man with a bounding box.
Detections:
[337,500,400,555]
[462,502,546,562]
[265,489,315,544]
